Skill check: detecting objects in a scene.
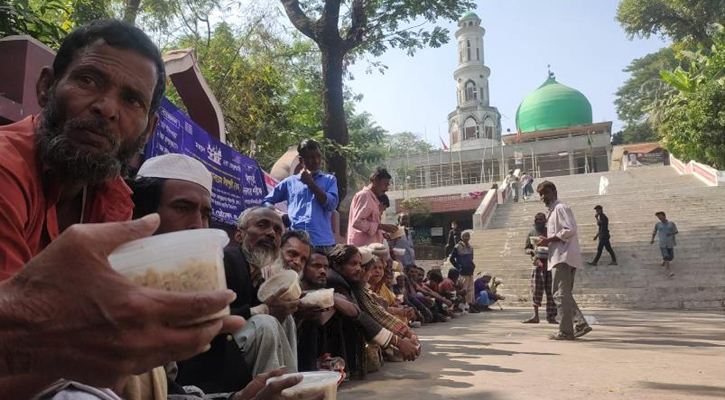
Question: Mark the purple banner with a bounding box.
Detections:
[144,98,267,225]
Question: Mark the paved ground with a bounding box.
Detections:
[338,308,725,400]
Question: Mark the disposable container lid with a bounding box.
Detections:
[299,288,335,309]
[109,229,229,276]
[267,371,342,400]
[257,269,301,302]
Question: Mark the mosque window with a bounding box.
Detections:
[476,47,480,60]
[479,88,484,100]
[466,40,471,61]
[465,81,477,101]
[464,118,477,140]
[483,118,495,139]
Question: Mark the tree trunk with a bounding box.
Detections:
[123,0,142,25]
[320,44,349,203]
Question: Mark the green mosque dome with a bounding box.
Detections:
[461,11,479,20]
[515,75,593,133]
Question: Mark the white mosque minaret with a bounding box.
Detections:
[448,11,502,151]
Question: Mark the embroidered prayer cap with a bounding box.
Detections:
[137,154,213,194]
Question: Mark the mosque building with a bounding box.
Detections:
[384,11,612,257]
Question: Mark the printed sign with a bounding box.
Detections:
[144,98,268,225]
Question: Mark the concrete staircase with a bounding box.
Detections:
[470,166,725,309]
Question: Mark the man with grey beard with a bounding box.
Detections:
[178,206,300,393]
[0,19,165,280]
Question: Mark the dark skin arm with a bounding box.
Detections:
[300,169,327,206]
[0,215,244,394]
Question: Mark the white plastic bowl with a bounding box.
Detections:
[267,371,342,400]
[258,269,302,302]
[299,288,335,309]
[108,229,230,322]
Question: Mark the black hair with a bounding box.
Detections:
[281,230,311,250]
[594,205,603,210]
[126,176,166,219]
[447,268,460,280]
[536,180,557,194]
[427,269,443,283]
[310,247,329,258]
[369,166,392,181]
[281,214,291,229]
[377,194,390,208]
[54,19,166,116]
[655,211,666,217]
[534,212,546,219]
[297,138,321,158]
[328,244,360,271]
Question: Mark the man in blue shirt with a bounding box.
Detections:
[263,139,339,252]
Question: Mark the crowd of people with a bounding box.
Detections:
[0,18,684,400]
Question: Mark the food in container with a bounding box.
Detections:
[529,236,545,246]
[267,371,342,400]
[108,229,230,323]
[299,288,335,309]
[257,269,302,302]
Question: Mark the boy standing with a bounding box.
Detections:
[651,211,678,270]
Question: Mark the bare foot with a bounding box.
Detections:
[522,316,540,323]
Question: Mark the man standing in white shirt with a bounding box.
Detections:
[536,181,592,340]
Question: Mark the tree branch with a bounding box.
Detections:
[317,0,342,45]
[342,0,366,52]
[280,0,317,42]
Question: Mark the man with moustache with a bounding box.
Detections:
[0,19,166,279]
[0,20,249,399]
[280,230,312,273]
[227,207,300,373]
[177,206,300,393]
[536,181,592,340]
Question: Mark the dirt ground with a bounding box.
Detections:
[338,308,725,400]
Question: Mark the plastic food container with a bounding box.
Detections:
[392,248,406,257]
[529,236,544,246]
[267,371,343,400]
[257,269,302,302]
[300,288,335,309]
[108,229,230,322]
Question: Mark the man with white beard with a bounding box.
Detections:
[229,207,300,373]
[179,206,300,392]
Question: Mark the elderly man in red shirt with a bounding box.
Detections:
[0,20,243,398]
[0,19,169,278]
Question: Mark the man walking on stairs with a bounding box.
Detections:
[651,211,678,272]
[587,205,618,266]
[536,181,592,340]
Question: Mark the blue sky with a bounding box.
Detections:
[345,0,668,146]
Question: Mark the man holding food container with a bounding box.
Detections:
[0,19,327,400]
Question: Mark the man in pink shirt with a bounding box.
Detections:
[347,167,398,246]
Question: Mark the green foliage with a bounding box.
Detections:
[0,0,110,48]
[616,0,725,44]
[658,24,725,168]
[384,132,434,155]
[614,48,679,144]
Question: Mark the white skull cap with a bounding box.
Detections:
[137,154,213,194]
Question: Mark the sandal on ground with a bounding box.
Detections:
[522,317,540,324]
[549,332,575,340]
[574,325,593,338]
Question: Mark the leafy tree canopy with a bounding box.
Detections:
[616,0,725,44]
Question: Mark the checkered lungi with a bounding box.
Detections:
[531,259,557,320]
